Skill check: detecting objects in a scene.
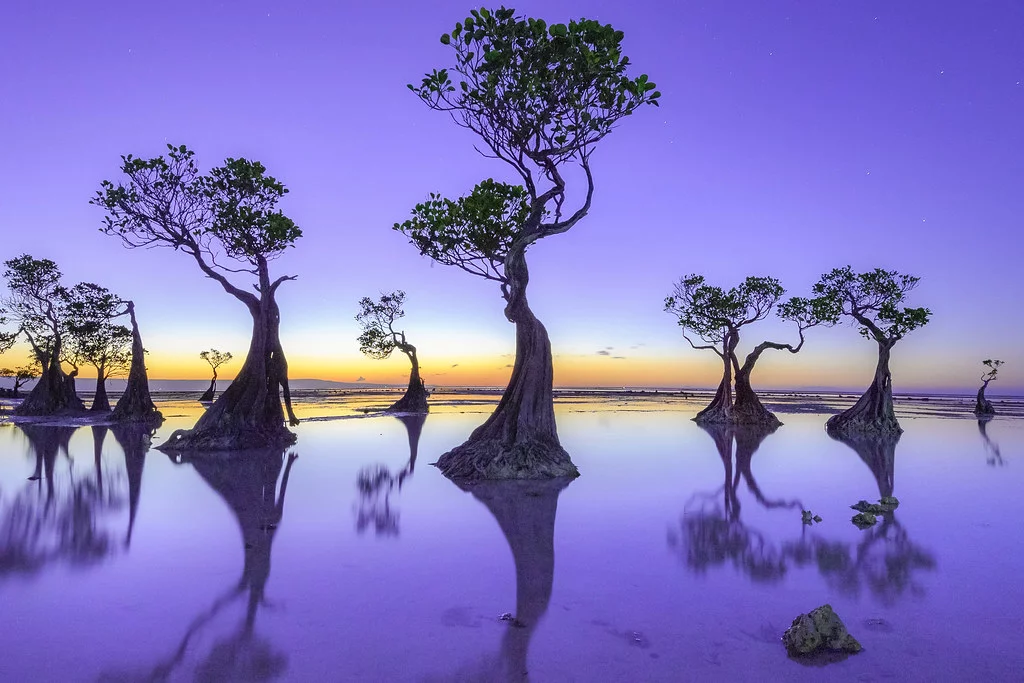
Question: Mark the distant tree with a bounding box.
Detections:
[1,255,84,415]
[0,364,38,397]
[63,283,133,411]
[664,275,828,426]
[94,145,301,450]
[356,291,429,413]
[811,267,931,435]
[198,348,233,402]
[397,7,659,479]
[974,359,1003,416]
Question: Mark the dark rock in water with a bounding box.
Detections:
[782,604,862,658]
[852,512,877,529]
[851,496,899,515]
[880,495,899,509]
[801,510,823,525]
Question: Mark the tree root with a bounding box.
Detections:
[158,425,296,452]
[435,436,579,480]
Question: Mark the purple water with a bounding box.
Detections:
[1,394,1022,682]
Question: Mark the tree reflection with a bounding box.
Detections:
[1,425,127,580]
[354,414,425,536]
[977,418,1004,466]
[669,427,936,604]
[671,423,799,582]
[429,478,570,682]
[102,449,297,682]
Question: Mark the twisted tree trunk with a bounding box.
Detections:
[91,362,110,412]
[199,368,217,403]
[826,340,901,435]
[694,332,738,424]
[160,262,297,451]
[14,336,85,416]
[974,379,995,416]
[387,345,429,413]
[436,247,577,479]
[111,302,162,425]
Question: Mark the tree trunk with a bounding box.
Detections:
[435,249,577,480]
[92,364,110,412]
[974,379,995,416]
[730,368,782,426]
[826,340,901,435]
[387,347,429,413]
[199,369,217,403]
[112,302,162,425]
[14,338,85,416]
[160,271,297,451]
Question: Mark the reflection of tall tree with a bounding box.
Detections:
[110,424,153,546]
[105,450,297,682]
[829,430,897,498]
[354,414,425,536]
[430,479,568,683]
[1,425,124,580]
[672,423,797,582]
[977,418,1004,466]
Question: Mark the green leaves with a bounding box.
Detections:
[665,274,789,344]
[394,180,530,280]
[810,266,931,342]
[412,8,660,170]
[355,290,408,360]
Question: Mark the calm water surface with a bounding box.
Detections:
[1,393,1022,682]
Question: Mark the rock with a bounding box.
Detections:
[852,512,877,529]
[782,604,862,658]
[801,510,823,525]
[851,496,899,515]
[880,496,899,510]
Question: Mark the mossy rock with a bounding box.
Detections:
[852,512,877,529]
[782,604,862,658]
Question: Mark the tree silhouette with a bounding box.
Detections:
[94,145,301,450]
[397,8,659,479]
[811,267,931,435]
[974,359,1003,416]
[356,291,429,413]
[354,413,426,536]
[1,255,84,415]
[0,363,38,398]
[198,348,234,402]
[664,275,827,426]
[62,282,133,412]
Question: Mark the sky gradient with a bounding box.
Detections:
[2,1,1022,393]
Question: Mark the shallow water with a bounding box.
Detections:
[1,394,1022,682]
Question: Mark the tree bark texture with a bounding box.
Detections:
[160,262,297,451]
[111,302,162,425]
[974,379,995,416]
[695,334,783,427]
[435,248,577,480]
[387,347,429,413]
[826,341,902,435]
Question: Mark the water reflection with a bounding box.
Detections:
[431,479,570,682]
[354,414,426,536]
[977,418,1004,466]
[1,425,125,580]
[671,423,800,582]
[102,449,297,682]
[670,426,936,603]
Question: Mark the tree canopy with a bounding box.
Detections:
[810,267,931,344]
[93,145,301,304]
[1,255,67,362]
[981,359,1003,383]
[356,291,411,360]
[62,282,132,380]
[200,348,233,371]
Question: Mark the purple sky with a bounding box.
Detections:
[1,1,1022,392]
